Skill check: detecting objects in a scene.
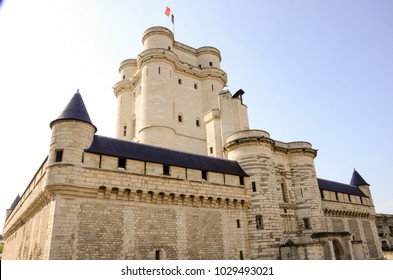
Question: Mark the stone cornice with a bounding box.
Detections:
[3,190,52,239]
[224,135,317,158]
[44,183,249,210]
[323,208,370,218]
[137,48,227,84]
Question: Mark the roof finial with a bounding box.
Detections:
[76,89,80,94]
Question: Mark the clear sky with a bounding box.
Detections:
[0,0,392,228]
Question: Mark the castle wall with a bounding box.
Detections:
[2,159,55,260]
[45,151,250,260]
[50,195,248,260]
[322,199,384,259]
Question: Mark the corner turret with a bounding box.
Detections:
[48,90,96,167]
[350,169,373,206]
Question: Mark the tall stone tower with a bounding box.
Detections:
[113,26,249,157]
[224,130,324,259]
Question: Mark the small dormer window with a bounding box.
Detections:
[118,158,126,169]
[163,165,170,175]
[209,62,213,66]
[202,170,207,180]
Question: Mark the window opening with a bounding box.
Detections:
[256,215,263,230]
[163,165,170,175]
[155,250,161,260]
[252,182,257,192]
[118,158,126,169]
[303,218,311,229]
[55,149,63,162]
[202,170,207,180]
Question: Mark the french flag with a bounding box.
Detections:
[165,6,174,24]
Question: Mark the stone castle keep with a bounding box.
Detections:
[2,26,383,260]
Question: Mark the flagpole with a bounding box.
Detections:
[172,14,175,37]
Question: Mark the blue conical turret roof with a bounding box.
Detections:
[350,169,370,186]
[10,194,20,209]
[50,90,97,132]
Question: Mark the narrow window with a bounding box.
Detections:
[320,190,324,199]
[132,117,136,138]
[335,192,339,201]
[209,61,213,66]
[202,170,207,180]
[348,194,352,202]
[168,46,171,51]
[236,219,241,228]
[99,155,102,168]
[155,250,161,260]
[256,215,263,230]
[163,165,170,175]
[81,152,84,164]
[194,83,198,89]
[281,181,289,202]
[199,64,202,69]
[303,218,311,229]
[252,182,257,192]
[55,149,63,162]
[118,158,126,169]
[239,176,244,185]
[211,84,214,91]
[178,78,182,84]
[196,119,200,127]
[122,75,125,80]
[209,147,213,154]
[158,66,161,74]
[240,250,244,260]
[360,196,363,204]
[123,125,127,137]
[178,114,183,123]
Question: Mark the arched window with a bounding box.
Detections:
[333,240,344,260]
[281,178,289,203]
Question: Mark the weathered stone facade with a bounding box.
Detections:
[376,213,393,251]
[2,26,384,260]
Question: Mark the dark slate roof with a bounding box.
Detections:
[318,178,367,197]
[50,90,97,132]
[85,135,249,177]
[10,194,20,209]
[350,169,370,186]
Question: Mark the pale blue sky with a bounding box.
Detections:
[0,0,392,227]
